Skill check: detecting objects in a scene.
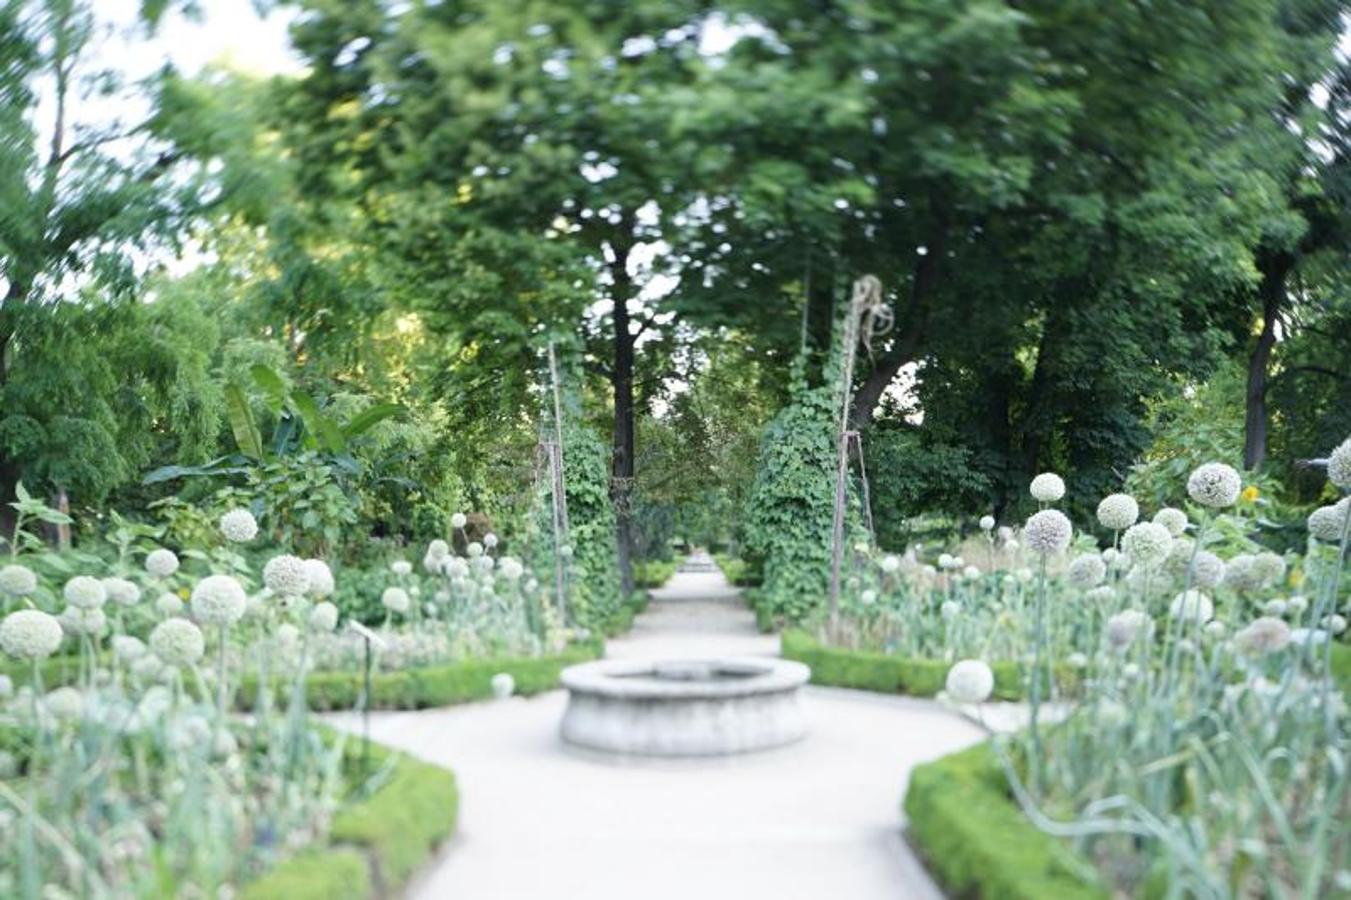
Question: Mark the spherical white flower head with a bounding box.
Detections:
[219,508,259,543]
[1203,621,1226,639]
[450,512,468,530]
[1187,462,1242,508]
[1121,522,1173,568]
[1327,435,1351,488]
[1286,595,1308,616]
[446,557,469,579]
[1096,494,1139,531]
[558,544,574,559]
[939,600,959,619]
[1023,509,1072,554]
[1191,551,1226,589]
[1152,507,1188,537]
[1324,614,1347,635]
[303,560,335,597]
[1105,609,1150,648]
[880,555,900,574]
[1222,554,1263,592]
[382,587,411,614]
[997,526,1014,543]
[130,655,165,682]
[466,541,484,559]
[1086,585,1116,604]
[390,559,413,577]
[483,533,498,549]
[263,555,311,597]
[1066,652,1088,670]
[64,575,107,610]
[150,617,205,666]
[0,609,63,660]
[937,553,955,570]
[491,672,515,699]
[1067,554,1106,589]
[144,548,180,578]
[1251,552,1286,587]
[155,592,184,617]
[1263,598,1287,617]
[44,686,85,722]
[309,601,339,632]
[476,555,495,574]
[427,539,450,560]
[979,515,995,532]
[1307,499,1350,542]
[1029,473,1065,503]
[1169,589,1214,624]
[190,574,247,626]
[59,606,106,637]
[0,564,37,597]
[276,622,301,646]
[1235,616,1291,656]
[945,659,995,704]
[112,635,147,663]
[102,577,141,607]
[499,557,524,582]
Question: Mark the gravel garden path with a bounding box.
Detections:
[330,559,986,900]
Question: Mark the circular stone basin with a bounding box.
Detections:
[559,657,810,757]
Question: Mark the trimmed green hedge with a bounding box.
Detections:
[904,741,1108,900]
[781,630,1027,699]
[632,559,677,589]
[237,641,603,712]
[603,592,651,637]
[243,740,458,900]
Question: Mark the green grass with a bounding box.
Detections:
[904,741,1109,900]
[243,739,458,900]
[236,640,603,711]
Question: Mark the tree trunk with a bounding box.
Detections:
[609,245,637,597]
[1243,255,1289,471]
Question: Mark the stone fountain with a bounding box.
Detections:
[559,656,810,756]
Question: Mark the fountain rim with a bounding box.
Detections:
[560,656,810,700]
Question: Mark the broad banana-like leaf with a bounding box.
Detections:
[342,403,405,438]
[291,390,347,455]
[225,384,265,459]
[249,364,289,414]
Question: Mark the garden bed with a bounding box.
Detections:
[903,741,1108,900]
[237,640,604,711]
[243,737,458,900]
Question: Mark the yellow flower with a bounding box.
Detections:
[1290,568,1304,588]
[177,587,190,599]
[1241,485,1260,503]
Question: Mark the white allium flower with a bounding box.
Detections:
[1263,599,1287,617]
[1169,590,1214,624]
[309,601,338,632]
[945,660,995,704]
[150,618,205,666]
[1016,567,1034,581]
[1152,508,1188,537]
[276,623,301,646]
[940,600,959,619]
[1286,595,1308,616]
[1106,609,1151,648]
[1030,472,1065,503]
[1086,585,1116,604]
[263,555,311,597]
[1203,621,1226,639]
[112,635,146,662]
[1307,499,1349,542]
[937,553,955,569]
[382,587,411,614]
[450,512,468,530]
[499,557,524,582]
[483,533,498,549]
[1067,652,1088,670]
[1324,614,1347,635]
[1121,522,1173,568]
[1192,551,1226,589]
[59,606,106,637]
[0,564,37,597]
[854,589,875,606]
[1068,554,1107,589]
[0,610,63,660]
[64,575,107,609]
[390,559,413,577]
[1097,494,1140,531]
[1101,547,1119,564]
[1121,662,1141,680]
[491,672,515,699]
[466,542,484,558]
[1023,509,1072,554]
[446,557,469,579]
[144,549,180,578]
[1223,554,1265,592]
[44,686,84,722]
[979,515,995,531]
[427,539,450,560]
[1327,435,1351,488]
[880,555,900,574]
[130,655,164,681]
[558,545,574,559]
[1252,552,1286,587]
[102,577,141,607]
[962,565,981,580]
[1235,617,1291,656]
[219,508,258,543]
[303,559,335,597]
[1097,699,1128,727]
[1291,627,1330,648]
[477,555,495,573]
[155,593,184,617]
[190,575,247,626]
[997,526,1014,543]
[1187,463,1242,508]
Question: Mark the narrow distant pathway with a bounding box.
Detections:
[330,556,985,900]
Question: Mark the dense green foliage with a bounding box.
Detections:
[781,631,1025,699]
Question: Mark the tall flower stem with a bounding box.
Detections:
[1028,552,1048,793]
